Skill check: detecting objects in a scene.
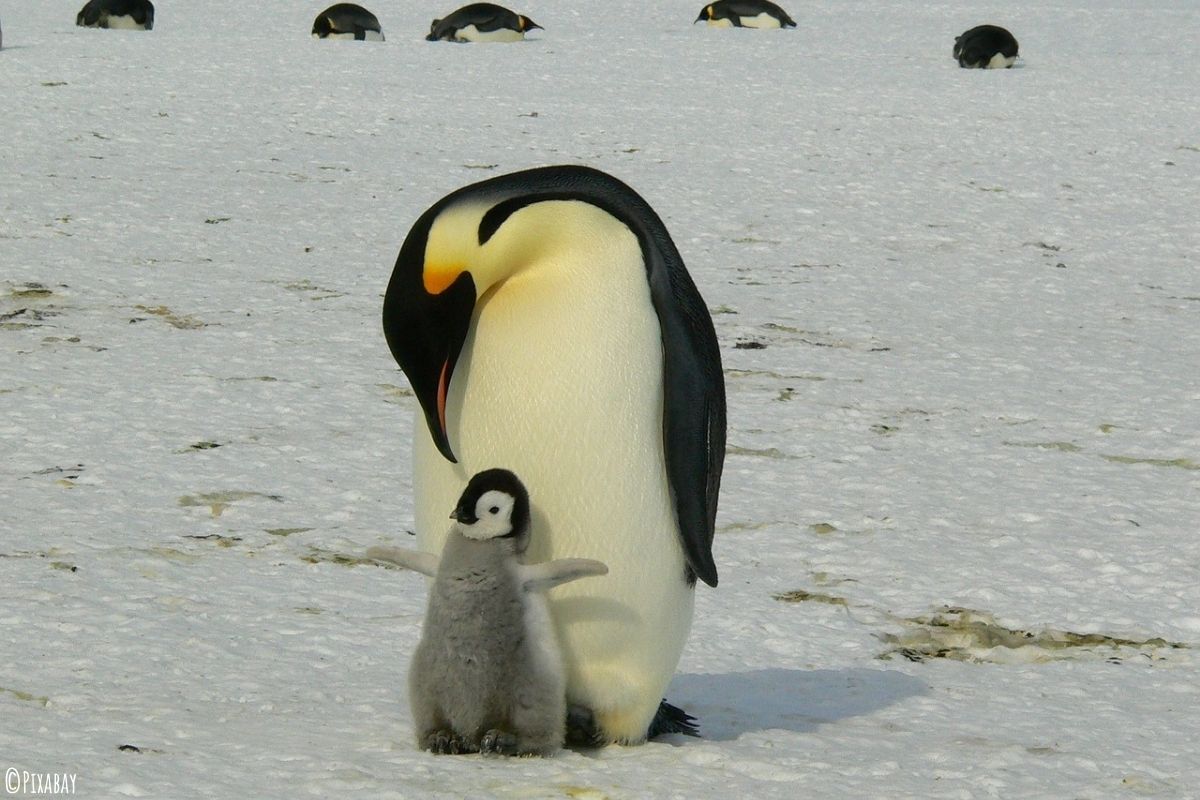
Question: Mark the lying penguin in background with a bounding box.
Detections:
[368,469,608,756]
[953,24,1019,69]
[695,0,796,29]
[76,0,154,30]
[426,3,541,42]
[311,3,384,41]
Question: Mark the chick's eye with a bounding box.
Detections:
[489,506,500,515]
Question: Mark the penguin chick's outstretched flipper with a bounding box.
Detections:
[519,559,609,592]
[366,545,439,577]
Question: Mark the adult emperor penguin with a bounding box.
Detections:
[369,469,608,755]
[382,165,726,745]
[426,3,541,43]
[953,24,1019,69]
[695,0,796,29]
[76,0,154,30]
[311,3,384,41]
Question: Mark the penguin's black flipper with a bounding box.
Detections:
[647,699,700,738]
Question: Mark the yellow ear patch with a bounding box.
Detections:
[423,263,465,295]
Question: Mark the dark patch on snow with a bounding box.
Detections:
[301,547,376,567]
[774,589,848,606]
[879,607,1187,664]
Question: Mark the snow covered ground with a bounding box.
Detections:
[2,0,1198,797]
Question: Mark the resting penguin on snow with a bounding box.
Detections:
[76,0,154,30]
[368,469,608,755]
[426,3,541,43]
[954,24,1019,69]
[311,3,384,41]
[382,164,726,745]
[695,0,796,29]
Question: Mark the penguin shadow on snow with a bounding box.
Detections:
[668,668,927,741]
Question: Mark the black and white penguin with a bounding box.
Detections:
[382,165,726,745]
[369,469,608,756]
[75,0,154,30]
[953,24,1019,69]
[311,3,384,41]
[426,3,541,43]
[695,0,795,29]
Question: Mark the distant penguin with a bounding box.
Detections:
[382,165,726,745]
[426,3,541,43]
[76,0,154,30]
[368,469,608,755]
[954,24,1019,69]
[695,0,795,28]
[312,3,384,41]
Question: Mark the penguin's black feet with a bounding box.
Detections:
[423,729,476,755]
[565,704,606,748]
[647,699,700,739]
[565,700,700,746]
[480,728,520,756]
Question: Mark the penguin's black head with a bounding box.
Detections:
[519,15,542,32]
[451,468,531,547]
[381,193,480,462]
[383,165,631,464]
[695,4,714,23]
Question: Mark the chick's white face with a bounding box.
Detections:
[457,489,517,540]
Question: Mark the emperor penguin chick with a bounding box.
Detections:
[368,469,608,756]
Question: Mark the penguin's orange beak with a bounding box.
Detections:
[383,238,476,464]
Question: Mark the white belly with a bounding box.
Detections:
[707,13,782,28]
[986,51,1016,69]
[740,12,782,28]
[315,31,383,41]
[103,14,146,30]
[454,24,524,42]
[412,205,694,742]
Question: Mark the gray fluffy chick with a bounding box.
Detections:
[368,468,608,756]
